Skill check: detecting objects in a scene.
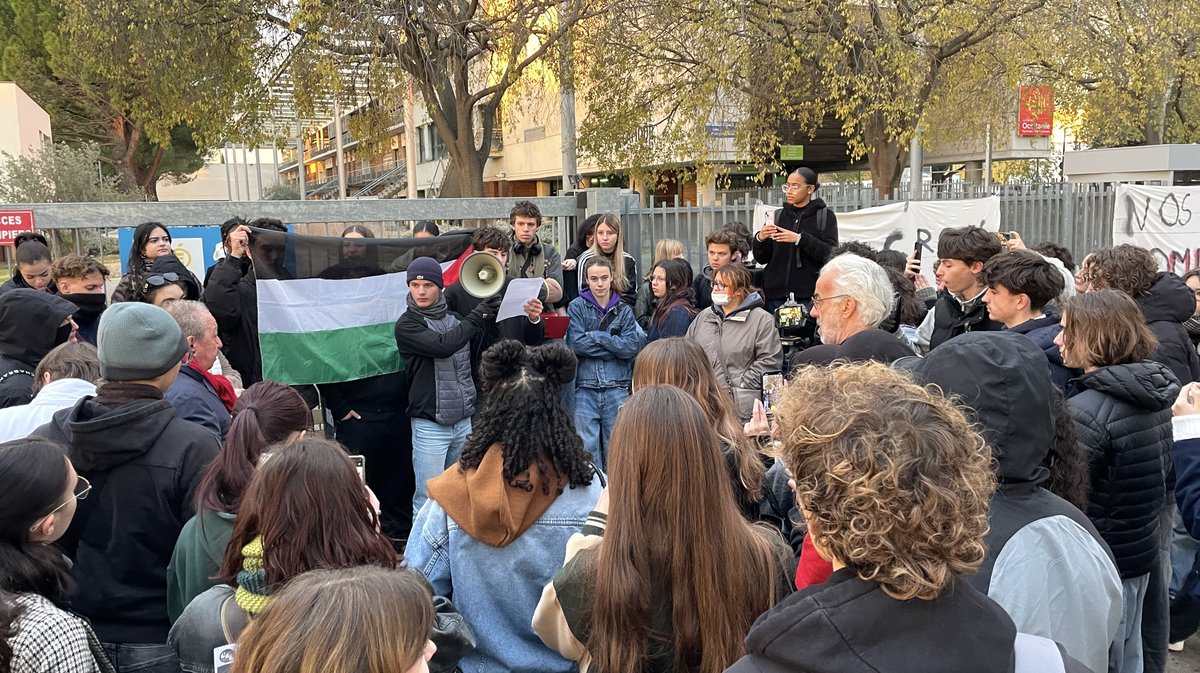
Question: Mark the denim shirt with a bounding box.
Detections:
[405,478,606,673]
[566,290,645,390]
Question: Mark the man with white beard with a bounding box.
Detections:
[791,253,914,366]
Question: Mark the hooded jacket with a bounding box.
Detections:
[686,292,782,423]
[166,507,236,623]
[1068,360,1179,579]
[1137,271,1200,386]
[164,364,231,441]
[0,377,95,442]
[726,569,1089,673]
[0,273,57,295]
[144,254,202,301]
[1006,306,1078,394]
[405,452,604,673]
[751,199,838,302]
[911,333,1122,673]
[30,392,221,643]
[202,255,263,385]
[0,289,77,409]
[566,289,645,390]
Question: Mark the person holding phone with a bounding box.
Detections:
[752,167,839,313]
[687,264,782,424]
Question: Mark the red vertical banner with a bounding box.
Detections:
[1018,86,1054,137]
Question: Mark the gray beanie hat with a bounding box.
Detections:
[97,302,189,381]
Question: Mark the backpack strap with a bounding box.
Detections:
[816,207,828,234]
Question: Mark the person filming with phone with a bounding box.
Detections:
[752,167,839,313]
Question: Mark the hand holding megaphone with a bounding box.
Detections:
[460,252,507,298]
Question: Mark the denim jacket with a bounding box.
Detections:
[405,478,606,673]
[566,290,645,390]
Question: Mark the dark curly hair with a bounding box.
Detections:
[1087,244,1158,297]
[458,340,595,492]
[829,241,879,262]
[1033,241,1075,273]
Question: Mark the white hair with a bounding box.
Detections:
[822,253,894,327]
[163,299,213,339]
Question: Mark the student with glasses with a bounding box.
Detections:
[751,167,839,313]
[131,252,201,307]
[0,437,114,673]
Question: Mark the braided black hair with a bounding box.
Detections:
[458,340,594,493]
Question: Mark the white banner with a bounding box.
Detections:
[1113,184,1200,273]
[751,197,1001,281]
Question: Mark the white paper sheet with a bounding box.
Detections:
[496,278,545,322]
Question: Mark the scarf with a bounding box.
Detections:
[191,360,237,412]
[93,382,163,408]
[234,536,271,616]
[406,292,448,320]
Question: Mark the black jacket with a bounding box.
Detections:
[444,282,545,400]
[751,199,838,302]
[202,255,262,385]
[727,569,1088,673]
[0,289,77,408]
[1138,271,1200,386]
[394,305,484,424]
[929,290,1003,350]
[145,253,202,301]
[1006,307,1078,394]
[31,392,221,643]
[910,333,1121,671]
[790,328,913,367]
[1068,361,1179,578]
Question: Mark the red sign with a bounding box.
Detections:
[0,211,34,247]
[1018,86,1054,137]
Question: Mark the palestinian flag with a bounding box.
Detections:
[254,227,474,385]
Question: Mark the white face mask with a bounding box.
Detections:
[711,292,730,305]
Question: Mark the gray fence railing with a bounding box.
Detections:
[621,182,1115,273]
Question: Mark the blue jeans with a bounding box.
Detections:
[411,417,471,517]
[574,387,626,471]
[101,643,181,673]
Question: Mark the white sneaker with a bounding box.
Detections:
[1169,640,1185,652]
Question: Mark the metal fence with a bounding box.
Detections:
[624,182,1116,272]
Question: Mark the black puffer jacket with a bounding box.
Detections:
[0,289,77,408]
[929,290,1003,351]
[1138,271,1200,386]
[1068,361,1178,579]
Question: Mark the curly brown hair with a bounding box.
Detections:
[1087,244,1158,297]
[775,362,995,600]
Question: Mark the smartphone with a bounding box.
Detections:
[350,454,366,482]
[996,231,1010,244]
[762,371,784,420]
[912,240,922,262]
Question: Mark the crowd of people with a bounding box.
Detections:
[2,170,1200,673]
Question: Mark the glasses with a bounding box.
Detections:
[711,282,729,291]
[48,475,91,516]
[145,272,180,287]
[781,184,808,193]
[811,294,850,308]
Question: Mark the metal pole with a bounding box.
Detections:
[984,123,993,187]
[333,99,348,200]
[909,126,923,197]
[229,143,241,201]
[559,7,578,194]
[255,146,263,200]
[242,145,252,201]
[224,145,234,201]
[405,77,419,199]
[296,100,307,200]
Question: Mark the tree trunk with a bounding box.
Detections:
[437,149,487,198]
[137,146,165,201]
[863,116,909,198]
[109,116,144,196]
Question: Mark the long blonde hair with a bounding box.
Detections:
[590,213,629,293]
[652,239,684,267]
